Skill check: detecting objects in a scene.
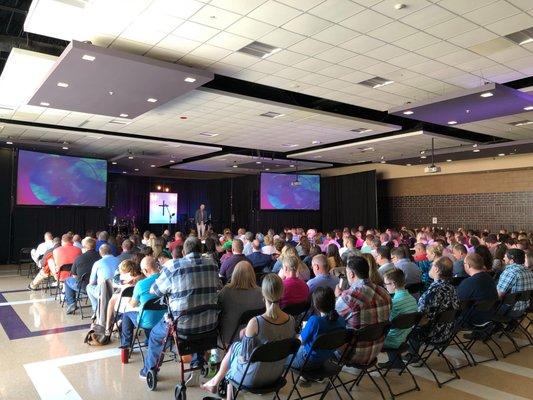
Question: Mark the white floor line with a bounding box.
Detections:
[444,347,533,379]
[24,348,120,400]
[0,298,55,307]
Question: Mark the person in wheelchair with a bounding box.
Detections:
[201,274,295,397]
[139,237,220,381]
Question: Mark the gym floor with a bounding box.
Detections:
[1,266,532,400]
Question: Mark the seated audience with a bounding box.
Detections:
[286,232,298,247]
[307,254,339,294]
[275,245,310,281]
[202,237,219,265]
[261,235,276,255]
[96,231,117,255]
[247,240,273,272]
[361,252,383,286]
[457,253,498,325]
[167,231,184,253]
[452,244,468,277]
[496,249,533,317]
[116,239,136,263]
[65,237,101,314]
[49,233,82,277]
[72,234,83,250]
[86,244,120,312]
[142,237,219,377]
[291,287,346,370]
[219,239,249,282]
[420,243,442,289]
[120,256,163,347]
[218,261,264,346]
[296,235,311,258]
[409,257,459,361]
[413,243,428,262]
[303,244,321,268]
[475,245,494,271]
[280,256,310,308]
[27,236,65,290]
[243,231,254,256]
[201,274,295,397]
[379,269,418,369]
[391,247,421,285]
[31,231,54,267]
[376,246,395,277]
[340,236,361,264]
[360,234,374,254]
[335,256,391,365]
[326,244,344,276]
[492,243,507,274]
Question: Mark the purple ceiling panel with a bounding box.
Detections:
[388,83,533,126]
[28,40,213,118]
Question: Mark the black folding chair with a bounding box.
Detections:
[489,292,523,356]
[282,301,311,333]
[74,272,91,319]
[403,309,460,388]
[27,254,42,279]
[53,264,73,304]
[18,248,33,276]
[112,286,135,334]
[226,338,301,400]
[223,307,266,348]
[380,312,423,399]
[337,321,391,400]
[286,329,352,400]
[129,296,167,363]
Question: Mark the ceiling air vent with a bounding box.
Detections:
[505,27,533,46]
[237,41,281,59]
[358,76,394,89]
[260,111,285,118]
[510,120,533,127]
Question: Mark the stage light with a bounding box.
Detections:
[156,185,162,190]
[165,188,169,192]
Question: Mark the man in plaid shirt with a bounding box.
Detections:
[335,256,391,365]
[497,249,533,316]
[140,236,220,379]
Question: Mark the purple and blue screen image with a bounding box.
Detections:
[260,173,320,210]
[17,150,107,207]
[149,192,178,224]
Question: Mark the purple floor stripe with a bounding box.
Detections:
[0,293,90,340]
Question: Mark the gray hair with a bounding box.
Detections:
[183,236,201,255]
[99,244,112,256]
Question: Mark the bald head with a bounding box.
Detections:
[44,232,53,241]
[312,254,328,275]
[141,255,158,274]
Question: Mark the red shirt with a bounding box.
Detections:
[414,253,427,262]
[281,277,309,308]
[53,243,82,279]
[168,238,183,253]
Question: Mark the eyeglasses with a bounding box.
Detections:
[384,282,394,286]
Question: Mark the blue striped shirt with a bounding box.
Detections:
[151,252,220,335]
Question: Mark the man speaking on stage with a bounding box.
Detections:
[195,204,207,238]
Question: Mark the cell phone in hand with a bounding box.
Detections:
[339,278,344,289]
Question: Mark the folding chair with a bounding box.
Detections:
[405,282,424,298]
[337,321,391,400]
[18,248,33,276]
[129,296,167,363]
[403,309,460,388]
[282,301,311,333]
[223,307,266,348]
[27,255,42,279]
[225,338,301,400]
[74,272,91,319]
[53,264,73,305]
[380,312,423,399]
[489,292,523,356]
[112,286,135,334]
[286,329,352,400]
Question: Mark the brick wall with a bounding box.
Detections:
[378,169,533,231]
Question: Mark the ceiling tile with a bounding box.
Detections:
[247,59,287,73]
[267,49,308,65]
[273,66,310,80]
[259,28,306,48]
[317,64,354,78]
[207,31,252,50]
[276,0,325,11]
[145,47,181,62]
[426,17,479,39]
[339,54,381,69]
[340,9,393,33]
[339,35,386,52]
[209,0,268,15]
[371,0,432,18]
[312,24,359,45]
[157,34,202,53]
[173,21,219,42]
[219,52,259,67]
[485,13,533,35]
[120,26,168,46]
[393,31,440,51]
[188,44,233,61]
[189,5,242,29]
[400,5,455,29]
[109,39,151,55]
[388,52,429,68]
[288,38,332,56]
[283,13,332,36]
[248,1,302,26]
[367,21,418,42]
[463,0,521,25]
[149,0,205,19]
[314,47,356,63]
[438,0,497,14]
[366,44,407,61]
[293,57,332,72]
[415,40,461,58]
[226,17,276,39]
[308,0,365,22]
[448,28,499,48]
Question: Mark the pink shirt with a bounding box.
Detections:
[280,277,309,308]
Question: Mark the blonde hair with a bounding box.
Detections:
[360,253,383,286]
[283,255,300,273]
[427,243,444,258]
[262,273,283,319]
[119,259,135,274]
[263,235,273,246]
[227,261,258,290]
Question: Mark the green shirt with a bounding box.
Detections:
[384,289,418,349]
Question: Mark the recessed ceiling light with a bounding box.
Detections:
[40,102,50,107]
[498,153,505,156]
[524,106,533,111]
[380,160,386,164]
[57,82,69,88]
[446,159,452,162]
[119,113,129,118]
[312,140,321,144]
[420,150,425,154]
[448,120,458,125]
[150,165,156,168]
[265,168,270,171]
[519,38,533,45]
[232,164,238,168]
[128,156,134,160]
[473,144,478,147]
[511,120,533,127]
[112,161,117,165]
[108,91,114,96]
[184,77,196,83]
[403,110,414,115]
[473,149,480,152]
[6,141,13,145]
[480,92,493,98]
[420,155,427,159]
[122,171,127,174]
[147,98,158,103]
[405,163,411,166]
[289,164,295,167]
[134,168,139,171]
[256,161,262,164]
[169,160,175,163]
[82,54,95,61]
[62,146,69,150]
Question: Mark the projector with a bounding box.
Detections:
[424,165,441,174]
[290,180,302,187]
